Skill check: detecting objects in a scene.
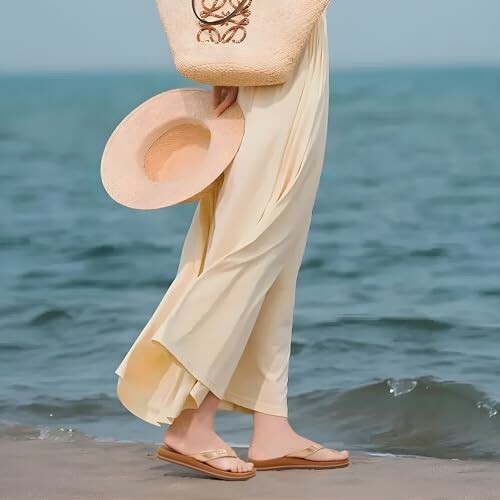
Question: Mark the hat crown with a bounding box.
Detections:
[101,88,245,210]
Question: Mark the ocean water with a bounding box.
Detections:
[1,66,499,461]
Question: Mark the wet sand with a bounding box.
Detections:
[1,438,499,500]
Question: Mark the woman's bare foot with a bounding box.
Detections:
[248,413,349,462]
[163,392,254,473]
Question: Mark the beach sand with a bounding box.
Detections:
[1,438,499,500]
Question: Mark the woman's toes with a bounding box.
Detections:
[207,456,256,473]
[239,460,253,473]
[306,447,349,462]
[327,448,349,460]
[217,458,235,472]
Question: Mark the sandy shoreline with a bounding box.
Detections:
[1,438,499,500]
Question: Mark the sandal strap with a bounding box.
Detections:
[285,443,324,459]
[189,447,237,463]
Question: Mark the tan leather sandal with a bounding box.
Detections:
[156,444,256,480]
[248,443,350,471]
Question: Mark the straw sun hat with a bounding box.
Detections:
[101,88,245,210]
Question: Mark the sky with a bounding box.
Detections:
[1,0,499,72]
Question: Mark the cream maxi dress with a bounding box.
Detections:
[115,12,330,426]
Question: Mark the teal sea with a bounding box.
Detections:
[1,66,499,460]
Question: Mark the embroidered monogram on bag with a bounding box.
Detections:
[195,0,252,44]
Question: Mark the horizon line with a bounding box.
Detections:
[1,60,499,78]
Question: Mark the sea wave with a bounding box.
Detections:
[1,378,498,460]
[289,377,500,460]
[0,394,122,421]
[310,316,454,332]
[0,420,91,443]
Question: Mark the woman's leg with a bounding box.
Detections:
[249,413,349,462]
[225,215,349,463]
[164,392,254,473]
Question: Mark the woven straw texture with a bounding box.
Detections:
[156,0,330,86]
[100,89,244,210]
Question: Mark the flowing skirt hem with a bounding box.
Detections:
[115,337,287,427]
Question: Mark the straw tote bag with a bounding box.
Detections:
[156,0,330,86]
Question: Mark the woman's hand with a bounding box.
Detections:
[212,86,239,117]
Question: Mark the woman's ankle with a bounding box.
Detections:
[252,412,293,436]
[167,392,220,435]
[250,413,296,449]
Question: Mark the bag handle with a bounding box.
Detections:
[191,0,250,26]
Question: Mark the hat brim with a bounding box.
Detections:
[101,88,245,210]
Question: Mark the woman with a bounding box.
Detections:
[115,10,349,479]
